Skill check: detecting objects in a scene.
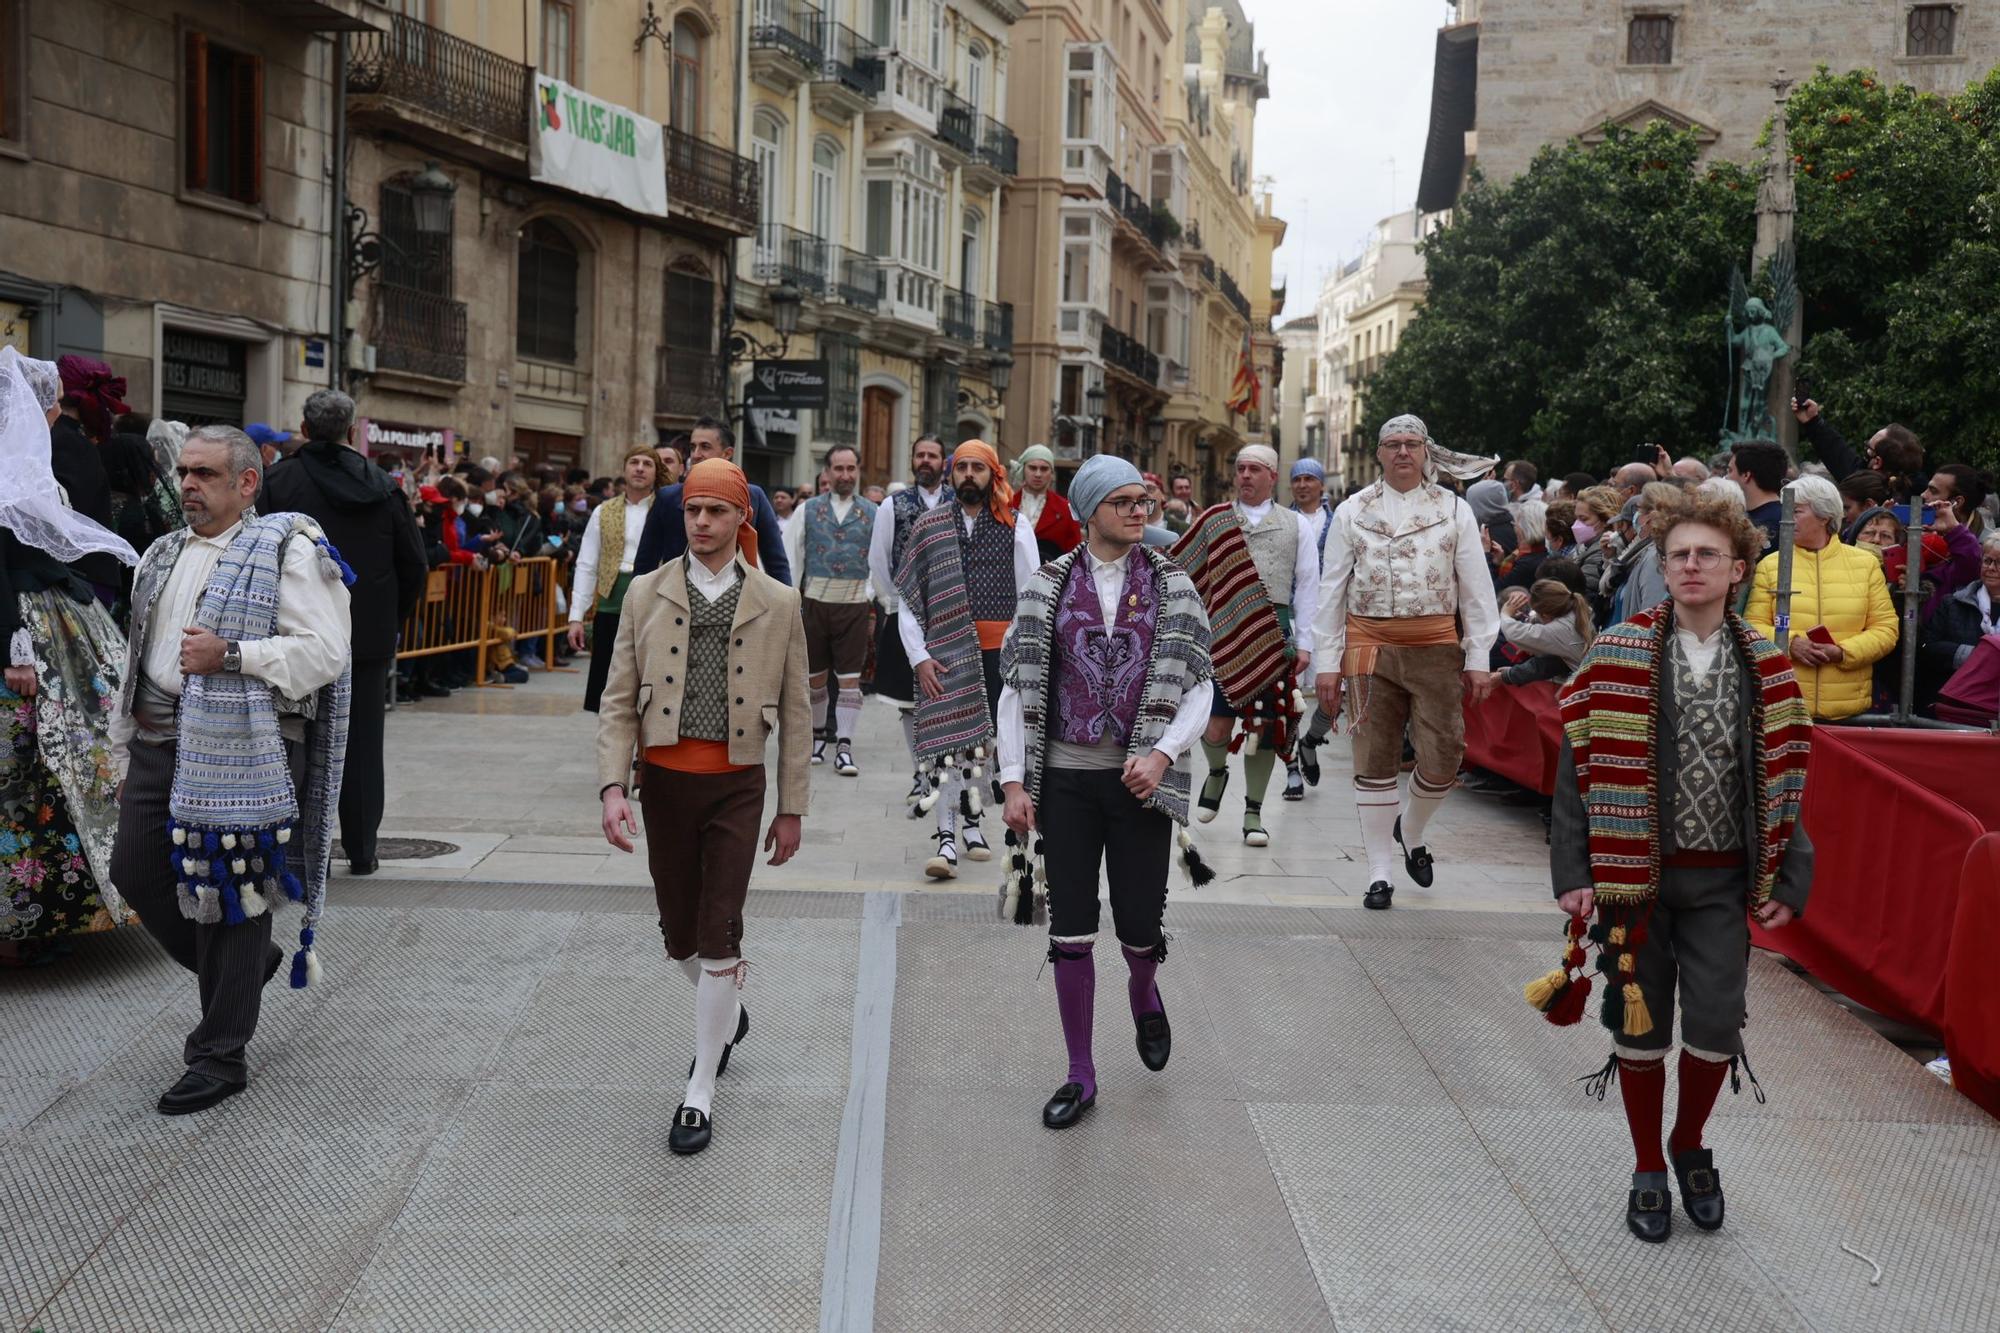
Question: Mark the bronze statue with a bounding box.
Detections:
[1723,247,1796,443]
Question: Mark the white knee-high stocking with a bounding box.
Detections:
[683,958,742,1116]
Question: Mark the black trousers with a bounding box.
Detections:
[112,738,300,1083]
[1042,766,1172,948]
[340,656,391,866]
[582,611,619,713]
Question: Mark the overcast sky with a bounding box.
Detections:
[1251,0,1453,324]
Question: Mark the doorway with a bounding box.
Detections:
[862,385,897,486]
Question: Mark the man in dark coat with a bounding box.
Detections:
[631,417,791,585]
[259,388,425,874]
[50,356,127,597]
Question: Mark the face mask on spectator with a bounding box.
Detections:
[1573,520,1597,545]
[571,498,589,513]
[486,490,504,506]
[452,499,467,515]
[467,501,484,516]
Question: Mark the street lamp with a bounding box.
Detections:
[727,280,803,363]
[407,162,456,237]
[1147,417,1167,447]
[958,352,1013,411]
[1085,382,1107,419]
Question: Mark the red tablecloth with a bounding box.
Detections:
[1460,680,1563,794]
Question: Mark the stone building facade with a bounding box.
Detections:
[1419,0,2000,212]
[731,0,1021,491]
[0,0,369,429]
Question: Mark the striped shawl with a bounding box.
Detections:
[1169,502,1289,708]
[1001,546,1212,824]
[895,503,995,762]
[1557,602,1811,907]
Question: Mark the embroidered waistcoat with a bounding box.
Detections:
[1240,504,1301,606]
[1339,481,1466,620]
[678,580,742,741]
[800,493,878,595]
[1052,556,1158,748]
[959,508,1019,622]
[889,487,932,578]
[1669,634,1747,851]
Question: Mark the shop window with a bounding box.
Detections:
[820,333,860,446]
[184,31,263,206]
[1626,15,1673,65]
[542,1,575,83]
[517,219,580,363]
[1908,5,1957,56]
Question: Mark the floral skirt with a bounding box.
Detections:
[1,588,129,945]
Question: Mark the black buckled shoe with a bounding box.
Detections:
[157,1070,245,1116]
[1363,879,1395,910]
[1297,736,1321,786]
[1672,1148,1725,1231]
[1136,1002,1171,1072]
[688,1003,750,1079]
[669,1104,712,1155]
[1042,1081,1095,1129]
[1627,1171,1673,1243]
[1392,815,1434,888]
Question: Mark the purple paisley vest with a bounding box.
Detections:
[1052,555,1158,748]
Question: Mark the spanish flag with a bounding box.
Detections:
[1226,329,1259,415]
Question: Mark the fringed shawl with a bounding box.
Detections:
[1168,502,1289,708]
[895,503,994,763]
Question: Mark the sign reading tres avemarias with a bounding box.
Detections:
[530,75,668,218]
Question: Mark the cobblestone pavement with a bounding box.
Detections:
[4,668,1994,1331]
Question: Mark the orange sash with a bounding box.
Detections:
[1341,613,1458,680]
[646,739,750,775]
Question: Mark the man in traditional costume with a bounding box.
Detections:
[1014,443,1083,562]
[109,425,353,1115]
[895,440,1038,878]
[597,459,810,1156]
[1286,456,1336,799]
[783,444,876,775]
[568,446,659,712]
[1314,415,1499,909]
[999,455,1214,1129]
[1173,445,1317,847]
[1541,493,1812,1242]
[868,435,950,816]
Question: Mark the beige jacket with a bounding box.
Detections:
[595,555,812,816]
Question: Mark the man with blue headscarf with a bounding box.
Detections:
[998,453,1214,1129]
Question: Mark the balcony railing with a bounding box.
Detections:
[754,224,831,296]
[666,127,760,234]
[875,259,940,327]
[655,346,724,419]
[975,115,1018,175]
[1107,170,1154,238]
[935,88,978,157]
[982,300,1013,352]
[372,283,468,382]
[940,287,979,343]
[1099,325,1160,385]
[1185,223,1205,252]
[1218,268,1251,319]
[816,20,884,97]
[346,12,530,145]
[829,245,879,311]
[1159,357,1190,393]
[749,0,824,67]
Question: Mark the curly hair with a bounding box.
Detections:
[1652,493,1765,570]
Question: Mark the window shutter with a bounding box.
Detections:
[238,54,263,204]
[186,31,209,190]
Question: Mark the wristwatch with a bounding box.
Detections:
[222,640,242,674]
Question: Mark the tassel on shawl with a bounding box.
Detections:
[1176,824,1216,887]
[1523,914,1593,1026]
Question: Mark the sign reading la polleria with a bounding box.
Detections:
[530,75,667,218]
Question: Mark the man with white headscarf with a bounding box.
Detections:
[1170,444,1317,847]
[1314,414,1500,910]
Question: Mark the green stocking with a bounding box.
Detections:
[1243,746,1278,806]
[1200,740,1231,804]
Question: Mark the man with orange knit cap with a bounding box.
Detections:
[596,459,811,1156]
[895,440,1038,878]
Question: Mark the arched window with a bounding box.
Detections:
[811,138,842,241]
[517,218,579,363]
[966,42,987,114]
[751,109,787,261]
[671,16,704,134]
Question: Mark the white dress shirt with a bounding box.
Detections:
[1237,497,1320,659]
[897,508,1040,667]
[1675,623,1726,687]
[1019,489,1046,528]
[995,546,1213,784]
[686,551,744,603]
[868,484,945,612]
[569,493,653,623]
[108,519,353,778]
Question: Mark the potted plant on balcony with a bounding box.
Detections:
[1151,203,1183,243]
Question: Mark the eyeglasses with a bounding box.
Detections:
[1663,548,1732,570]
[1106,496,1160,517]
[1981,556,2000,570]
[1378,440,1424,455]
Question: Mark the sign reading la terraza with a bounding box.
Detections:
[747,360,830,410]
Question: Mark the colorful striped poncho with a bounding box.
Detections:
[894,502,996,763]
[1169,502,1289,709]
[1556,603,1812,908]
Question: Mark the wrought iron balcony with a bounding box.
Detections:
[940,287,979,343]
[753,224,831,296]
[812,19,884,116]
[828,245,880,312]
[1099,325,1159,386]
[666,127,760,236]
[1218,268,1251,320]
[655,346,724,419]
[749,0,824,70]
[346,12,529,146]
[1188,253,1217,287]
[934,88,978,159]
[976,116,1018,175]
[982,300,1013,352]
[371,283,468,382]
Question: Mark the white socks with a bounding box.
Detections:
[1401,771,1455,850]
[935,784,958,836]
[683,958,742,1116]
[835,679,863,742]
[1355,779,1401,884]
[675,956,700,986]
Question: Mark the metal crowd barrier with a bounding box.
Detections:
[393,556,568,685]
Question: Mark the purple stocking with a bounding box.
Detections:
[1051,942,1096,1099]
[1122,940,1165,1019]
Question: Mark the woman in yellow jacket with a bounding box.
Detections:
[1745,474,1898,720]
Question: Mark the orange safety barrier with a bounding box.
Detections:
[394,556,571,683]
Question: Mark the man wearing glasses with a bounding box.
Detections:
[1550,492,1812,1243]
[1172,445,1318,847]
[997,454,1214,1129]
[1313,415,1499,910]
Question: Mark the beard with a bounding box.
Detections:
[914,465,941,488]
[955,479,992,508]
